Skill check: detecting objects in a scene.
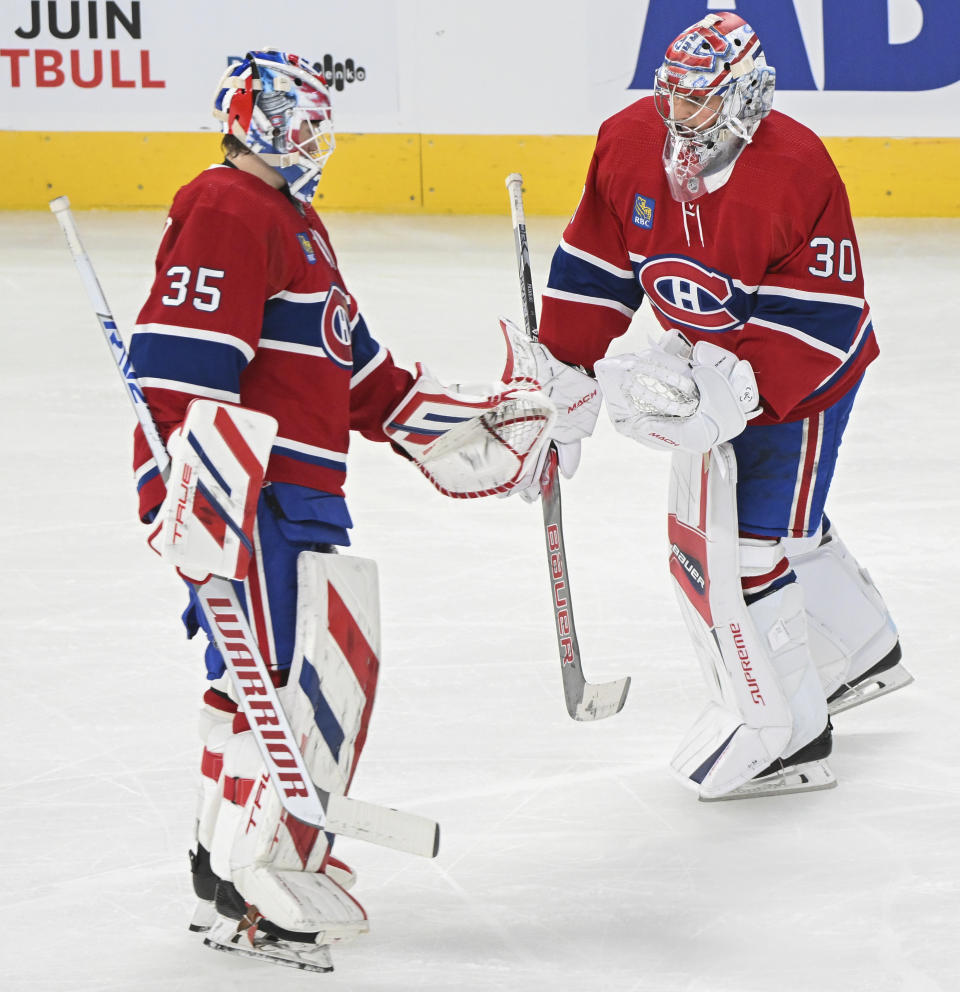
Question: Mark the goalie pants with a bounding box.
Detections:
[182,483,350,679]
[730,377,861,540]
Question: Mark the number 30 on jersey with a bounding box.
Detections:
[807,238,857,282]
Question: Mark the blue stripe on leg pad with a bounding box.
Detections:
[298,658,345,761]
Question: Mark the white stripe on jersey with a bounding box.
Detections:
[268,289,333,304]
[542,286,636,317]
[559,237,634,278]
[350,345,388,388]
[757,284,865,308]
[137,377,239,402]
[748,317,849,363]
[134,455,159,488]
[813,313,873,391]
[257,339,329,358]
[132,322,255,363]
[274,434,348,466]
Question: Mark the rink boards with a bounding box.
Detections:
[3,130,958,217]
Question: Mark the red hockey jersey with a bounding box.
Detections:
[539,99,878,425]
[131,165,413,523]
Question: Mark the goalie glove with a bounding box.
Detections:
[383,362,556,498]
[147,399,277,582]
[595,334,759,454]
[498,318,602,502]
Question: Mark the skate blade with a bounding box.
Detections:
[203,932,334,974]
[828,663,914,715]
[699,758,837,802]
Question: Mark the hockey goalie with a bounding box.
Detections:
[508,12,912,800]
[129,49,554,973]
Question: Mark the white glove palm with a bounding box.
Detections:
[595,332,759,454]
[499,318,601,500]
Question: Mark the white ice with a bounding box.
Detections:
[1,208,958,992]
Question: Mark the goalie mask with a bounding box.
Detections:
[653,12,775,203]
[213,49,335,204]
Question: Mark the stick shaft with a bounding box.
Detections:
[49,196,170,475]
[505,174,540,340]
[502,176,631,721]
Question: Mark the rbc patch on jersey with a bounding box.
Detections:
[633,194,655,229]
[296,232,317,264]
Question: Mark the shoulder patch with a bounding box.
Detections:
[632,194,655,229]
[296,232,317,264]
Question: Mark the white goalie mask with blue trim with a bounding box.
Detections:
[213,49,335,204]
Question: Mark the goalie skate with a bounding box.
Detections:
[202,874,367,974]
[827,642,913,715]
[700,724,837,801]
[203,914,334,974]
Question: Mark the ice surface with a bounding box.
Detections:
[1,208,957,991]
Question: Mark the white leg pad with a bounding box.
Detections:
[667,446,830,799]
[747,583,827,757]
[784,522,906,707]
[230,868,368,942]
[206,552,380,935]
[283,551,381,799]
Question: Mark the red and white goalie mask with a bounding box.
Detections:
[653,12,776,202]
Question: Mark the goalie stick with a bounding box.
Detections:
[504,174,631,721]
[49,195,438,859]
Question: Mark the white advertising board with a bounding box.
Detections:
[2,0,959,136]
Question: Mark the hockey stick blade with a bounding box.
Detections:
[540,447,631,722]
[324,794,440,858]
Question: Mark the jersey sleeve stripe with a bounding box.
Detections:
[273,435,347,471]
[542,286,637,318]
[139,377,240,403]
[135,459,161,492]
[268,289,332,304]
[549,245,643,312]
[748,317,848,363]
[131,323,255,363]
[351,341,388,387]
[757,284,865,308]
[258,339,329,358]
[559,237,634,278]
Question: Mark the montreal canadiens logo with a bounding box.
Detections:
[322,285,353,368]
[638,256,741,332]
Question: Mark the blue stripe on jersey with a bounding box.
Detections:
[548,247,644,312]
[298,657,345,760]
[136,464,161,492]
[130,331,247,393]
[805,321,874,400]
[273,443,347,472]
[754,294,866,352]
[351,314,382,374]
[261,298,323,347]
